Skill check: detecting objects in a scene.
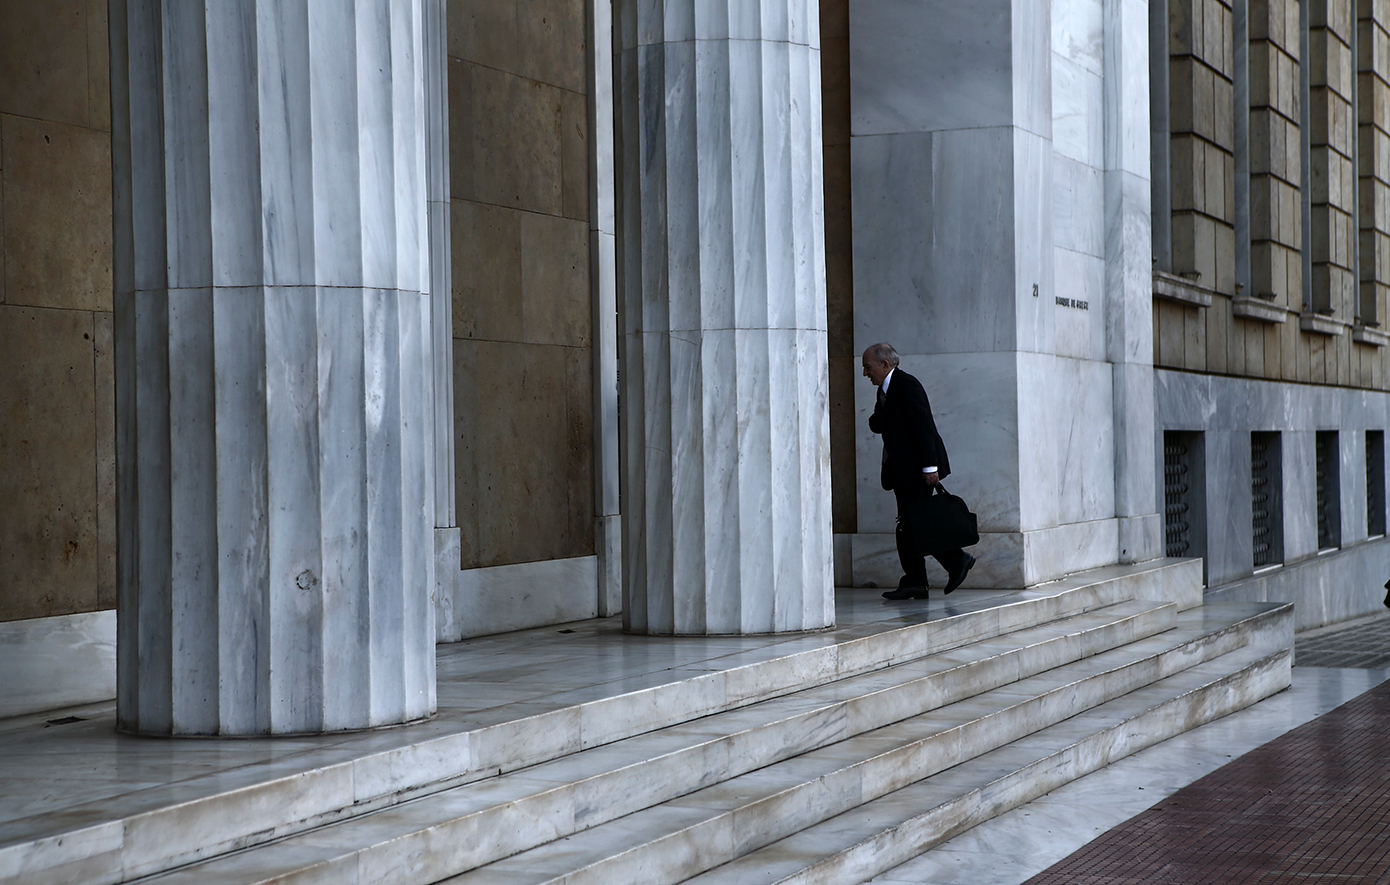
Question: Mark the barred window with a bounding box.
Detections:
[1251,432,1283,568]
[1316,431,1341,550]
[1368,431,1386,538]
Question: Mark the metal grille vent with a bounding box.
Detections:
[1316,431,1340,550]
[1164,439,1190,557]
[1251,438,1273,567]
[1369,431,1386,537]
[1250,432,1281,568]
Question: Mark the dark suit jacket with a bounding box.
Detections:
[868,369,951,491]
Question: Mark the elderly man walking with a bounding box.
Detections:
[862,342,975,599]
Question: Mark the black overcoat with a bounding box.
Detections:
[868,369,951,491]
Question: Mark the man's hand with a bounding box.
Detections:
[923,471,940,486]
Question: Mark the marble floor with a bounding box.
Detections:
[865,665,1390,885]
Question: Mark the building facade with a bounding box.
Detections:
[0,0,1386,727]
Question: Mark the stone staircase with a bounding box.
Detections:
[2,560,1292,885]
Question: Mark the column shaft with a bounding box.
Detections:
[614,0,835,634]
[112,0,436,734]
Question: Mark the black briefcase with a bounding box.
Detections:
[902,484,980,555]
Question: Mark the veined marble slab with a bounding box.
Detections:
[0,611,116,719]
[436,555,599,641]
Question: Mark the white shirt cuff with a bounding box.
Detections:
[923,466,937,474]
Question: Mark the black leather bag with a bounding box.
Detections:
[902,484,979,555]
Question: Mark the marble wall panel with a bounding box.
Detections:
[1054,249,1107,359]
[561,89,589,221]
[1341,425,1367,543]
[521,212,590,347]
[849,0,1012,136]
[1021,517,1121,585]
[852,128,1018,357]
[1053,55,1104,167]
[1049,356,1117,524]
[0,610,116,717]
[446,0,585,92]
[439,555,598,640]
[451,199,523,342]
[454,339,593,568]
[453,339,481,566]
[519,0,587,93]
[1205,535,1390,629]
[1,115,111,312]
[1013,128,1057,356]
[449,61,565,216]
[0,305,99,620]
[0,0,90,127]
[94,311,114,608]
[1053,156,1106,257]
[85,0,109,133]
[1053,0,1104,75]
[565,345,596,553]
[1203,430,1255,586]
[0,155,5,304]
[447,0,520,75]
[829,355,858,533]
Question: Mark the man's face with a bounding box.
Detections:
[862,353,891,387]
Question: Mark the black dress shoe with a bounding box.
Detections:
[882,585,929,600]
[943,553,976,594]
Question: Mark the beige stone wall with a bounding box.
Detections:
[0,1,115,622]
[1310,0,1358,321]
[1155,0,1390,390]
[448,0,595,569]
[1170,0,1237,293]
[821,0,857,535]
[1250,0,1303,307]
[1359,0,1390,358]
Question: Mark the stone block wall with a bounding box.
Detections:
[1154,0,1390,391]
[1359,0,1390,334]
[0,0,114,622]
[1249,0,1303,307]
[1170,0,1237,293]
[1309,0,1358,318]
[447,0,596,569]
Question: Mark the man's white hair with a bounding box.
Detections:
[866,342,900,368]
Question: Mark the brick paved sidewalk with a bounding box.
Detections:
[1023,678,1390,884]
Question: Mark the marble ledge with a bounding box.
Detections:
[1298,312,1345,336]
[1232,296,1292,324]
[1152,271,1214,309]
[1352,324,1388,347]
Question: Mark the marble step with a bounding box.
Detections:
[1,559,1201,885]
[135,599,1177,885]
[684,639,1291,885]
[440,602,1289,885]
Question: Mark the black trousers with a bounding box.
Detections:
[894,484,967,588]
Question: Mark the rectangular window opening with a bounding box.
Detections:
[1164,432,1206,578]
[1369,431,1386,538]
[1316,431,1341,550]
[1251,432,1283,568]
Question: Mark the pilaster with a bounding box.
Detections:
[111,0,436,734]
[613,0,835,634]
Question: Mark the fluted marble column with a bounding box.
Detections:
[111,0,436,734]
[614,0,835,634]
